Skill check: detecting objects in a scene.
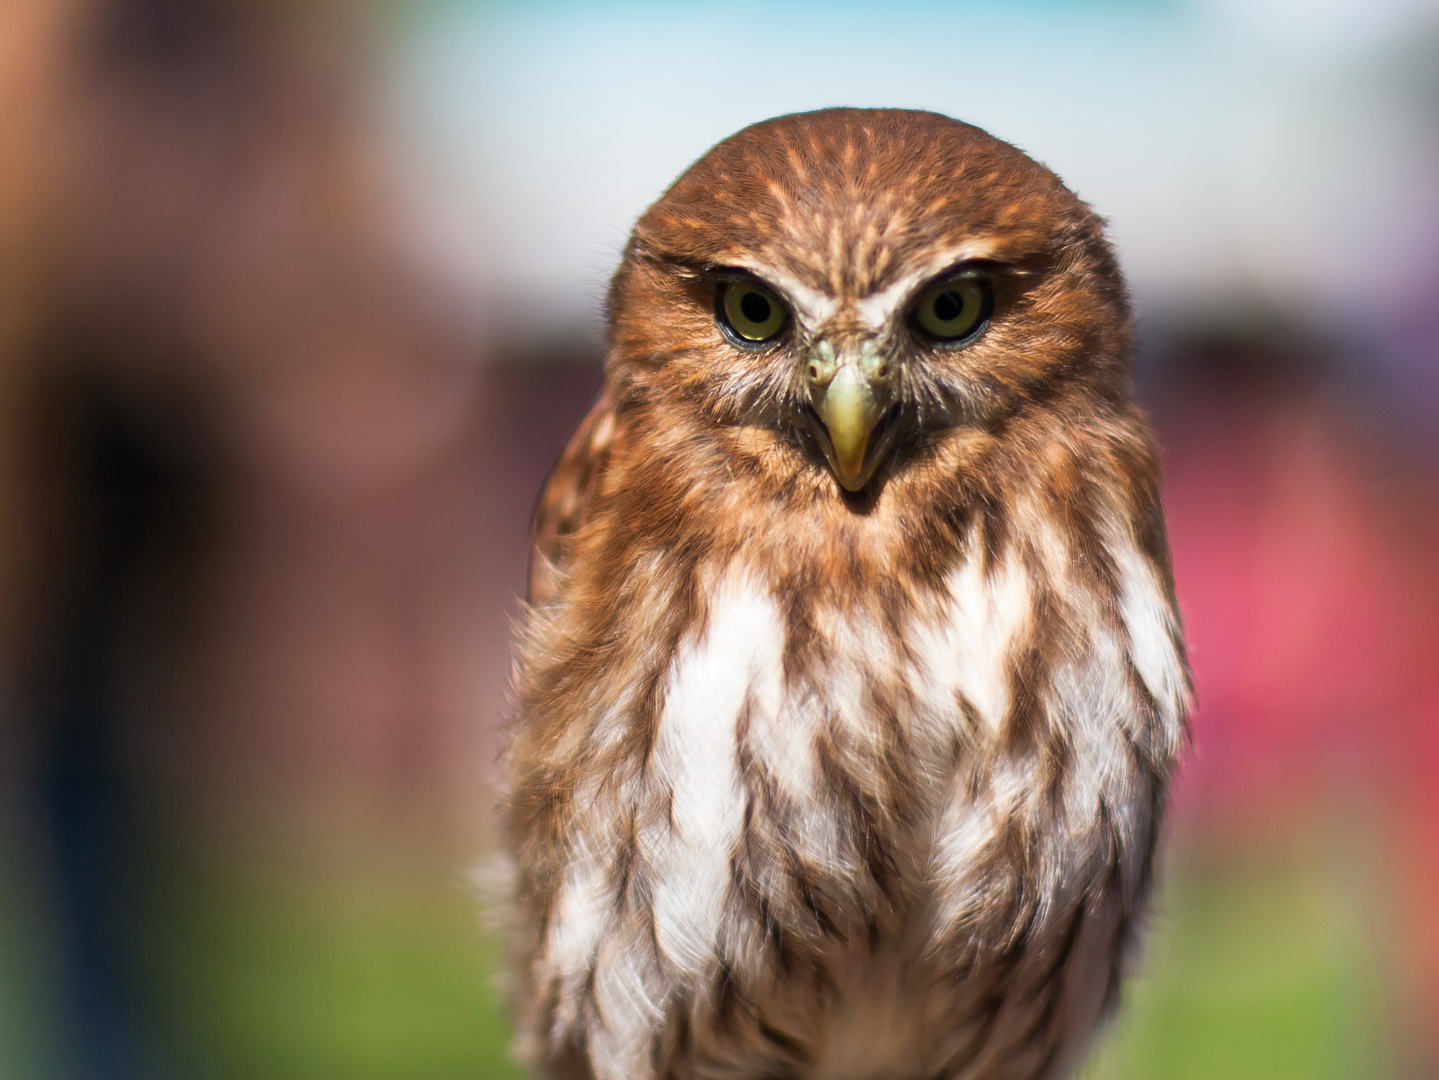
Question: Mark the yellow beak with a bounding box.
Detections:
[807,342,893,491]
[812,363,883,490]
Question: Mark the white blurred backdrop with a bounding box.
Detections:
[383,0,1439,348]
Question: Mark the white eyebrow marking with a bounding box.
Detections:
[762,273,839,330]
[735,237,1003,334]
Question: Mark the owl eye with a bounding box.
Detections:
[913,274,991,344]
[718,280,788,344]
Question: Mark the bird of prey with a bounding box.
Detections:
[504,108,1190,1080]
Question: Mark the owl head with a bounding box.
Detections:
[606,108,1131,499]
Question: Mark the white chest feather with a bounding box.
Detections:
[534,537,1187,1080]
[646,581,783,975]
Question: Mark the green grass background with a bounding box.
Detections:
[1,831,1398,1079]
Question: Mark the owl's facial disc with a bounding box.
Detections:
[805,339,896,491]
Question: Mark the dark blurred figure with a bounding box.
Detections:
[0,1,590,1076]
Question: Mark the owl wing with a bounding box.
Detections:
[528,380,621,607]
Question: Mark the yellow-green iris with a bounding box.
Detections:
[720,280,787,343]
[914,275,989,342]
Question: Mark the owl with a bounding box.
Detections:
[504,109,1190,1080]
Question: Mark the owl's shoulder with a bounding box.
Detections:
[528,380,624,607]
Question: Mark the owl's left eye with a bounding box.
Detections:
[717,280,788,345]
[912,273,992,344]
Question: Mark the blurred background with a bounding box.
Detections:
[0,0,1436,1076]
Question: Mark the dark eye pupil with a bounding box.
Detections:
[932,290,965,322]
[739,291,771,324]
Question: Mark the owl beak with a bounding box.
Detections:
[807,342,893,491]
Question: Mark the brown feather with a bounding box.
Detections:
[529,379,624,607]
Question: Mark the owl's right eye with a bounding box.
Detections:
[717,280,788,345]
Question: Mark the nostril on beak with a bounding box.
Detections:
[808,363,821,382]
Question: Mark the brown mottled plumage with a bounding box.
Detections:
[505,109,1191,1080]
